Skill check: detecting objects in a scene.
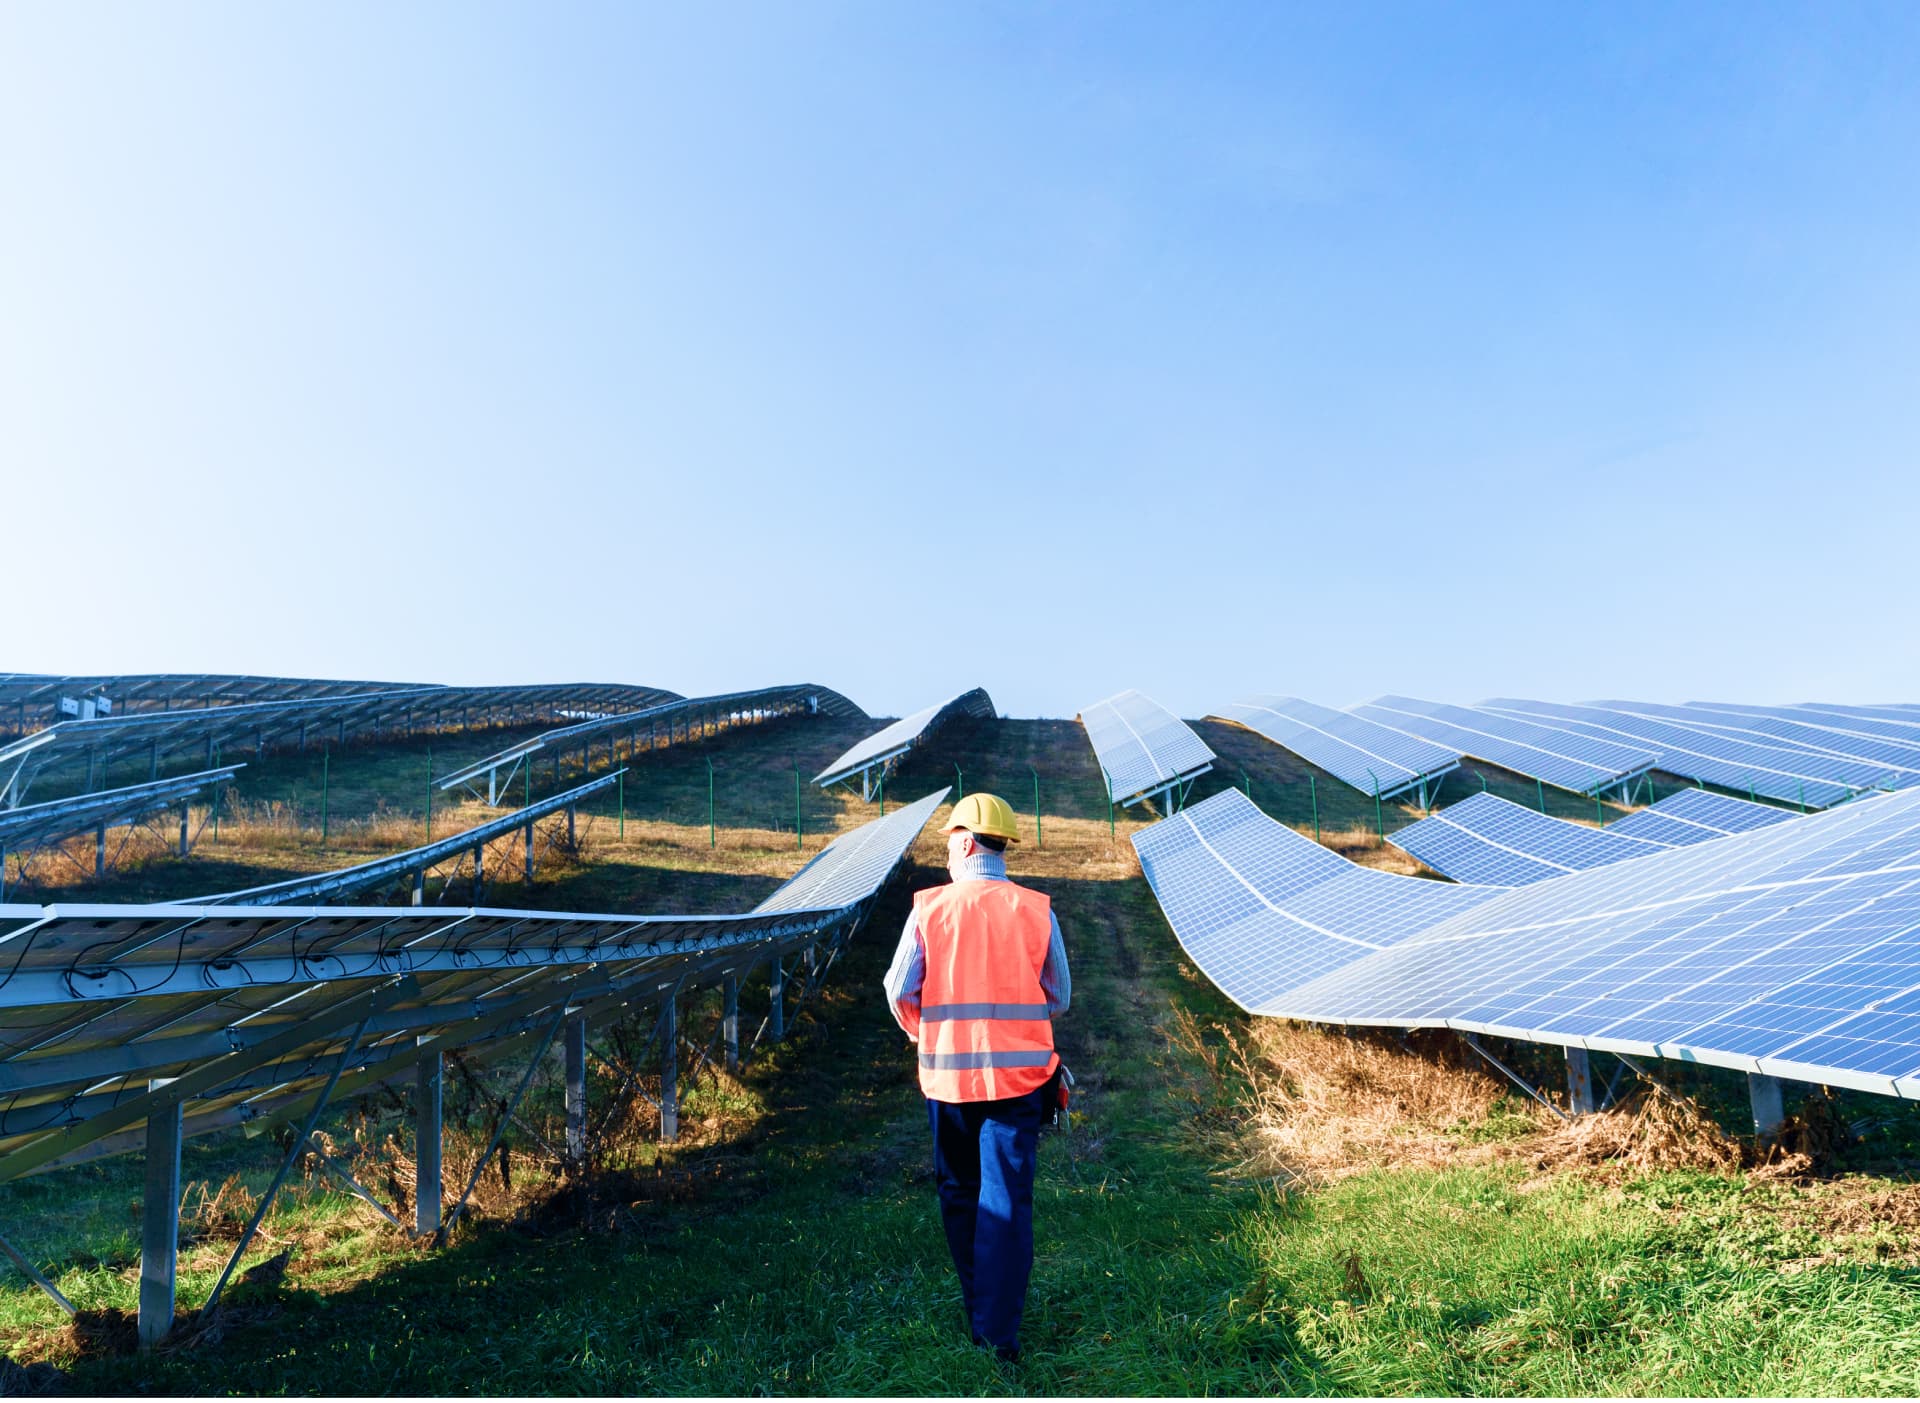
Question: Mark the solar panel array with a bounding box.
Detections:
[0,681,686,809]
[1387,792,1669,887]
[1079,690,1216,807]
[1589,699,1920,784]
[185,771,627,907]
[1210,695,1459,800]
[1355,696,1657,796]
[0,673,427,736]
[813,687,995,796]
[0,765,242,874]
[441,684,866,801]
[1483,698,1887,808]
[0,786,950,1180]
[1607,787,1796,846]
[1131,788,1502,1014]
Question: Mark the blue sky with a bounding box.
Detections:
[4,3,1917,719]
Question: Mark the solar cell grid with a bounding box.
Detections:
[1388,792,1668,887]
[813,689,991,791]
[1132,788,1500,1015]
[1079,690,1215,806]
[1354,696,1655,796]
[1209,695,1459,799]
[1589,699,1920,784]
[1484,698,1885,808]
[1606,787,1796,845]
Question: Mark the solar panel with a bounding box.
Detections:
[1587,699,1920,786]
[1607,787,1797,846]
[814,689,994,799]
[0,785,950,1179]
[1354,696,1656,796]
[184,771,627,906]
[440,684,866,803]
[0,765,242,874]
[0,674,428,736]
[1694,701,1920,747]
[1079,690,1216,808]
[1483,698,1887,809]
[1131,788,1502,1014]
[1387,792,1669,887]
[0,682,689,809]
[1257,787,1920,1099]
[1209,695,1459,801]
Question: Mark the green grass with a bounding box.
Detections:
[5,714,1920,1393]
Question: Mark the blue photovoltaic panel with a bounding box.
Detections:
[1079,690,1215,806]
[1131,788,1501,1015]
[1484,699,1884,808]
[1354,696,1656,796]
[1694,701,1920,749]
[813,689,994,789]
[1607,787,1797,847]
[1587,700,1920,787]
[1209,695,1459,799]
[1388,792,1669,888]
[1797,703,1920,728]
[1268,788,1920,1096]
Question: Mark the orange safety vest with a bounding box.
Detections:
[914,880,1059,1102]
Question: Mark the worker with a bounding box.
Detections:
[883,792,1070,1364]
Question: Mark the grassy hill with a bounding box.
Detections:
[3,711,1919,1393]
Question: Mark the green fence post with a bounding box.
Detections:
[1798,780,1805,814]
[619,769,626,839]
[954,764,964,804]
[1536,777,1546,815]
[1478,771,1487,793]
[1309,773,1319,843]
[1595,792,1605,827]
[320,750,330,848]
[425,746,433,840]
[794,767,803,850]
[1103,766,1114,840]
[707,757,716,850]
[523,760,531,810]
[1242,770,1252,803]
[1748,774,1758,803]
[878,771,885,817]
[1029,765,1042,849]
[1366,769,1383,844]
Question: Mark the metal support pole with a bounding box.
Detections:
[95,823,106,877]
[724,973,740,1071]
[320,750,329,847]
[471,846,485,902]
[1749,1073,1786,1136]
[707,757,715,849]
[1565,1047,1595,1115]
[415,1046,442,1236]
[565,1015,588,1162]
[618,769,625,840]
[1310,773,1319,843]
[660,994,679,1144]
[138,1087,183,1349]
[794,767,802,849]
[411,868,425,906]
[177,803,189,858]
[567,804,576,847]
[770,956,786,1041]
[425,747,433,839]
[524,822,534,880]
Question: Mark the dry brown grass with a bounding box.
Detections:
[1176,1014,1774,1188]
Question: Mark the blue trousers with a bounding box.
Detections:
[928,1088,1043,1352]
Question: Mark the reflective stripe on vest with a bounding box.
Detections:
[914,879,1058,1103]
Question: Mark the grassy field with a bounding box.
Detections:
[3,712,1919,1394]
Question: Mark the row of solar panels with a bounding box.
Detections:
[1211,695,1920,810]
[0,787,951,1179]
[1134,775,1920,1100]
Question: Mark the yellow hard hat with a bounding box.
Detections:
[943,792,1021,843]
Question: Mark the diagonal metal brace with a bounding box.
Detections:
[434,1007,570,1245]
[198,1005,379,1323]
[0,1224,75,1317]
[1461,1033,1570,1123]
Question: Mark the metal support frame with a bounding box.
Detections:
[723,974,740,1071]
[1461,1033,1570,1122]
[1749,1072,1786,1136]
[1564,1047,1595,1116]
[565,1014,588,1161]
[660,993,679,1144]
[0,1225,75,1317]
[139,1085,183,1349]
[198,1006,377,1323]
[415,1045,442,1236]
[770,955,786,1042]
[304,1134,405,1231]
[434,1008,570,1245]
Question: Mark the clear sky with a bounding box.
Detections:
[4,3,1917,720]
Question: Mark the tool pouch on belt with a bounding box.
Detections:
[1042,1062,1075,1129]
